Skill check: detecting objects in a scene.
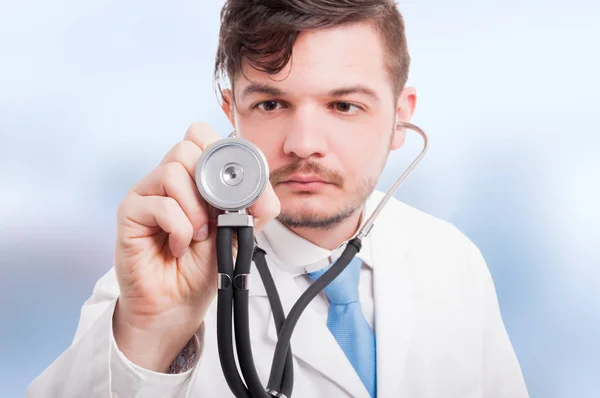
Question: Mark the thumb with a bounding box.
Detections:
[249,182,280,233]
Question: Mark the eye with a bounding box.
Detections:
[255,100,285,112]
[332,102,361,115]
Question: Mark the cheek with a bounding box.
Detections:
[335,131,389,176]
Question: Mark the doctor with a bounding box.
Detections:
[28,0,529,397]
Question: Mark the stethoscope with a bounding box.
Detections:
[194,122,428,397]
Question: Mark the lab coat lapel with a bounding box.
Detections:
[262,263,371,398]
[370,202,415,397]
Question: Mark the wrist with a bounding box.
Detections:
[112,299,202,372]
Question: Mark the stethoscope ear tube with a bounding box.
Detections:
[253,247,295,396]
[216,227,252,397]
[217,224,294,398]
[266,238,362,393]
[233,226,282,397]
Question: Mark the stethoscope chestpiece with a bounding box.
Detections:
[195,137,269,212]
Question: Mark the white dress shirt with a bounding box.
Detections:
[260,215,375,331]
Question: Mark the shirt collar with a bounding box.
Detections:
[260,190,382,276]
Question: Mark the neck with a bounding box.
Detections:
[286,207,364,251]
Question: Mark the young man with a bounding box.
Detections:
[28,1,528,397]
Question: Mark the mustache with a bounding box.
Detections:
[270,160,344,187]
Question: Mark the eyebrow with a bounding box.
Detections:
[239,83,380,102]
[239,83,283,100]
[328,85,380,102]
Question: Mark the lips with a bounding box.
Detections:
[282,174,328,184]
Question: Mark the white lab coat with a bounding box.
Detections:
[27,190,529,397]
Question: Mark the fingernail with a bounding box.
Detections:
[193,224,209,241]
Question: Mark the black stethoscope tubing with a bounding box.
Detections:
[216,223,362,397]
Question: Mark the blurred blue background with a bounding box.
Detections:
[1,0,598,396]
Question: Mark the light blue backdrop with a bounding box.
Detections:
[1,1,598,396]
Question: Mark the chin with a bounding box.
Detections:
[280,192,331,214]
[276,192,353,230]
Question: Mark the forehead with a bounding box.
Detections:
[234,22,391,98]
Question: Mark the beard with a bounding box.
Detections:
[271,160,378,231]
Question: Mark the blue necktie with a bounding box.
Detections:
[307,256,377,397]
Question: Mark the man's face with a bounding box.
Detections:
[223,22,415,230]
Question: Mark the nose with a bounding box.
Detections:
[282,105,329,159]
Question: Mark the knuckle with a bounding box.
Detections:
[179,139,198,156]
[161,142,183,164]
[160,144,201,180]
[116,191,136,218]
[116,200,128,220]
[162,160,186,176]
[159,161,187,184]
[160,196,180,215]
[171,140,198,160]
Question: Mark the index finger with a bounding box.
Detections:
[183,122,222,150]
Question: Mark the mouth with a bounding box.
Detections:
[279,175,331,191]
[282,174,328,184]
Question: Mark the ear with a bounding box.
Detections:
[220,88,236,127]
[391,86,417,150]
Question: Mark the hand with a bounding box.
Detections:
[112,123,280,372]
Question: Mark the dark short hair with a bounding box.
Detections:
[214,0,411,103]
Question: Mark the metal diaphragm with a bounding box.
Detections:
[195,137,269,211]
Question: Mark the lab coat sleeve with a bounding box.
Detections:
[26,267,204,398]
[472,247,530,398]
